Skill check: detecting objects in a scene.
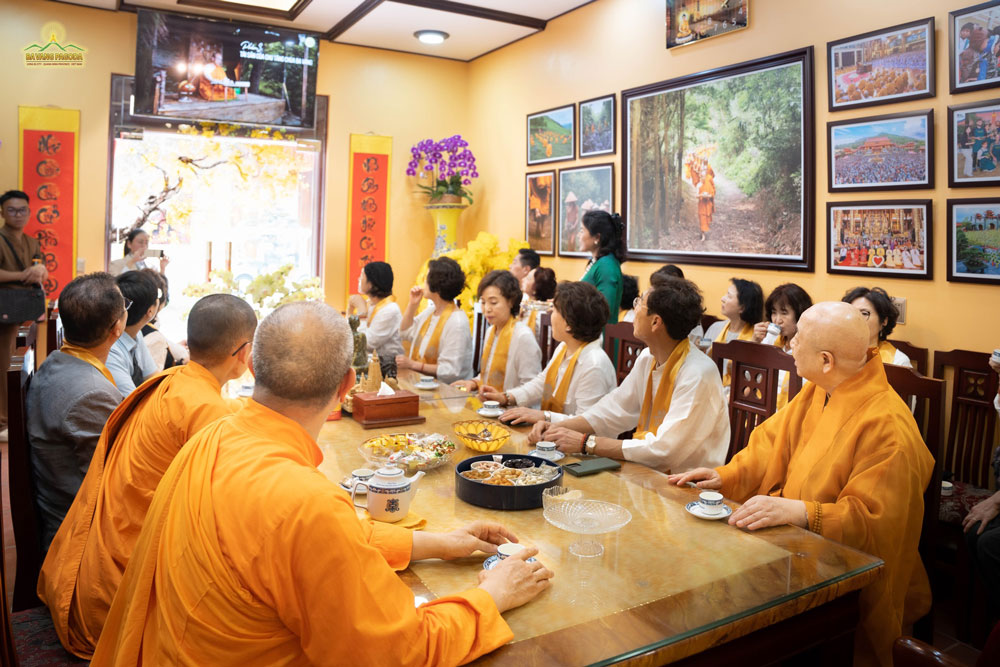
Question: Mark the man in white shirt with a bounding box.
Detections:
[529,276,729,473]
[106,271,160,396]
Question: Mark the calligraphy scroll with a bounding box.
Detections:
[346,134,391,303]
[18,107,79,300]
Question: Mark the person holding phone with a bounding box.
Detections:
[109,229,169,276]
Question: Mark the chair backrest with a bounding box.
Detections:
[711,340,803,461]
[5,345,43,612]
[889,339,929,376]
[700,314,720,336]
[933,349,999,489]
[15,323,37,352]
[0,471,18,666]
[537,311,558,368]
[46,305,62,356]
[602,322,646,386]
[471,307,486,376]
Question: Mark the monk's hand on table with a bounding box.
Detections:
[963,491,1000,534]
[541,426,586,453]
[480,386,505,403]
[729,496,807,531]
[526,421,549,445]
[500,407,543,425]
[439,521,518,560]
[451,380,478,392]
[477,547,553,613]
[666,467,722,489]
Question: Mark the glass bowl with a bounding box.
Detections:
[359,432,457,472]
[452,420,511,453]
[542,487,632,557]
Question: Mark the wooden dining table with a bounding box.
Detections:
[318,380,883,666]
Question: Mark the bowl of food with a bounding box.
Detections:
[452,420,511,453]
[359,432,457,472]
[455,454,563,510]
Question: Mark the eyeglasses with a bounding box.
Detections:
[633,296,645,311]
[231,341,249,357]
[3,207,29,216]
[124,298,134,311]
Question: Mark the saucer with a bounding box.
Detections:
[339,477,368,494]
[528,448,565,461]
[483,554,537,570]
[477,408,503,418]
[415,381,439,390]
[685,501,731,521]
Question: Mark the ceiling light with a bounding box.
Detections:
[414,30,449,45]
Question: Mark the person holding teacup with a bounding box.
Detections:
[751,283,813,410]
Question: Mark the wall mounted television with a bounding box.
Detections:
[134,9,319,129]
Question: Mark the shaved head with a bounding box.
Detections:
[187,295,258,365]
[252,301,352,409]
[792,301,870,390]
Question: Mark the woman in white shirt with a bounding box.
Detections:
[453,270,540,394]
[396,256,473,384]
[108,229,169,276]
[750,283,812,410]
[353,261,404,370]
[488,281,616,423]
[842,286,912,368]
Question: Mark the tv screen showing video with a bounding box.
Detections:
[134,9,319,128]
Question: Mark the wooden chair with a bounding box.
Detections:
[14,323,36,352]
[537,311,558,368]
[471,307,486,376]
[45,305,62,356]
[602,322,646,386]
[889,339,929,376]
[892,638,965,667]
[710,340,802,462]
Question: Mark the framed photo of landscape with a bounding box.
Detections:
[557,164,614,258]
[525,171,555,256]
[949,97,1000,187]
[827,17,935,112]
[666,0,748,50]
[578,94,615,158]
[828,109,933,192]
[527,104,575,166]
[946,198,1000,283]
[827,200,932,280]
[950,1,1000,94]
[622,47,814,271]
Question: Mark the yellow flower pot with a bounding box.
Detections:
[426,202,467,256]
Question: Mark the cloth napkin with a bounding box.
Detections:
[363,510,427,530]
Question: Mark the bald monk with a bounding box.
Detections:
[93,302,552,666]
[38,294,258,658]
[669,302,934,667]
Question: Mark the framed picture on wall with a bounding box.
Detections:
[827,17,935,112]
[665,0,748,50]
[828,109,934,192]
[946,198,1000,283]
[949,98,1000,187]
[578,94,615,158]
[950,1,1000,94]
[525,171,555,256]
[557,164,614,258]
[826,200,932,280]
[527,104,575,166]
[622,47,814,271]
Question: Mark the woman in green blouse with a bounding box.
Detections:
[579,210,626,324]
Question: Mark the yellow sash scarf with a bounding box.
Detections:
[541,343,585,413]
[774,337,791,409]
[715,321,754,387]
[367,295,395,325]
[635,341,690,439]
[480,318,516,390]
[411,302,455,365]
[60,343,116,387]
[526,308,538,332]
[877,341,898,365]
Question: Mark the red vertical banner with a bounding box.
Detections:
[346,135,391,302]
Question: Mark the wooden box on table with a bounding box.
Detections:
[351,390,425,429]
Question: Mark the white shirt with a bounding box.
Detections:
[507,339,616,418]
[106,330,159,397]
[582,342,730,472]
[478,320,540,392]
[887,347,912,369]
[402,305,473,384]
[704,320,749,398]
[360,300,404,360]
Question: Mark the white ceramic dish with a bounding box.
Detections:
[684,501,732,520]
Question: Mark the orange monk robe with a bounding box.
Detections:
[38,362,236,659]
[697,173,715,233]
[92,400,513,666]
[715,352,933,667]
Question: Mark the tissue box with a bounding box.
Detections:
[351,390,425,429]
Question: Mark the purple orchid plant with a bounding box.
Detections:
[407,134,479,204]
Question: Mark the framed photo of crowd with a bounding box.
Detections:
[827,200,932,280]
[827,17,935,112]
[525,171,555,256]
[557,164,614,258]
[527,105,575,166]
[950,1,1000,94]
[828,109,934,192]
[578,94,615,158]
[946,198,1000,284]
[949,97,1000,187]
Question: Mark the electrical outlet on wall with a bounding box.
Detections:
[891,296,906,325]
[77,258,86,273]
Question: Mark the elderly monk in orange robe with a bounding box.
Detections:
[93,301,553,666]
[669,301,933,667]
[38,294,258,659]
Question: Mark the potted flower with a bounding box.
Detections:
[407,135,479,205]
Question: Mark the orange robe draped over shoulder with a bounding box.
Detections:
[697,174,715,233]
[92,400,512,666]
[715,352,933,667]
[38,362,233,659]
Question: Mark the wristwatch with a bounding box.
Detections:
[584,435,597,455]
[543,410,552,422]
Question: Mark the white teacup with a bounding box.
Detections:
[698,491,725,515]
[352,468,375,483]
[497,542,527,560]
[767,323,781,337]
[536,441,557,453]
[417,375,435,385]
[992,349,1000,364]
[942,481,954,497]
[482,400,501,412]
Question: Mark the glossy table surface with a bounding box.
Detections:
[394,368,475,402]
[318,396,883,665]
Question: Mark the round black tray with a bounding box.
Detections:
[454,454,563,510]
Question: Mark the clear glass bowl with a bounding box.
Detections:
[359,433,456,472]
[542,487,631,557]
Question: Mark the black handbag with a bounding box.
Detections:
[0,234,46,323]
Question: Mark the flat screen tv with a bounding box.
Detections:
[134,9,319,129]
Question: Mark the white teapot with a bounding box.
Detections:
[352,466,424,522]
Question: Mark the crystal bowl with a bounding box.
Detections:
[542,499,632,536]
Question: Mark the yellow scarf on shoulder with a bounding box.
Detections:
[60,343,116,387]
[877,341,898,365]
[634,342,690,439]
[541,343,585,413]
[411,302,455,365]
[480,318,516,390]
[773,336,792,410]
[714,321,754,387]
[367,295,395,325]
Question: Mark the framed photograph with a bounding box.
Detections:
[666,0,748,50]
[579,94,615,158]
[557,164,614,258]
[949,98,1000,187]
[525,172,555,256]
[827,17,935,112]
[946,198,1000,283]
[827,200,932,280]
[622,47,814,271]
[828,109,933,192]
[950,1,1000,94]
[527,104,575,166]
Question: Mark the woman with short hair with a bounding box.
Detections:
[355,261,404,373]
[704,277,764,391]
[842,286,912,368]
[752,282,812,409]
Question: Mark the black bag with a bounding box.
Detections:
[0,233,46,323]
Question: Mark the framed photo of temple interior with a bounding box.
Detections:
[828,109,934,192]
[949,97,1000,187]
[622,47,814,271]
[950,1,1000,94]
[665,0,748,50]
[557,164,614,258]
[525,171,555,256]
[527,104,575,166]
[578,94,615,158]
[827,200,932,280]
[946,198,1000,283]
[827,17,935,112]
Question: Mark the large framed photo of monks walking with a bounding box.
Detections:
[827,201,932,280]
[622,47,814,271]
[950,1,1000,95]
[828,110,933,192]
[525,171,555,256]
[946,198,1000,284]
[557,164,614,258]
[827,17,935,112]
[949,98,1000,187]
